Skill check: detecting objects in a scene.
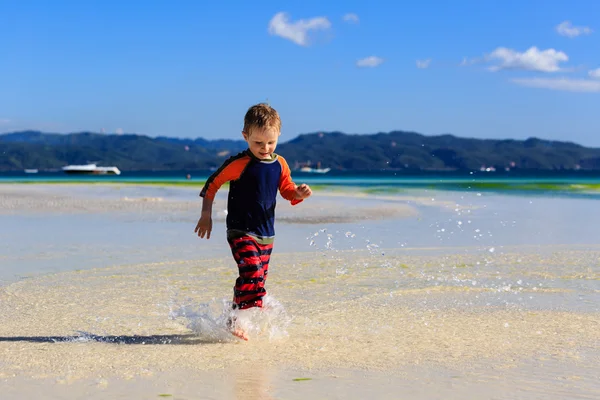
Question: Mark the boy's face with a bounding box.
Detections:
[242,127,280,160]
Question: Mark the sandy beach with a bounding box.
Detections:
[0,183,599,399]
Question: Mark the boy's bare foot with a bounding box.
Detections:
[227,316,249,341]
[231,328,249,341]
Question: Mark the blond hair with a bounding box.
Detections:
[243,103,281,136]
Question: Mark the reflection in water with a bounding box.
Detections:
[233,367,273,400]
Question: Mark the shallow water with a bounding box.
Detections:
[2,184,600,282]
[4,358,600,400]
[0,249,599,398]
[0,184,599,399]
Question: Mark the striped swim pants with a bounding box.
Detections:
[227,235,273,310]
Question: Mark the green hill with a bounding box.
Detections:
[1,130,599,171]
[277,131,600,171]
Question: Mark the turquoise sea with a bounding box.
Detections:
[2,170,600,200]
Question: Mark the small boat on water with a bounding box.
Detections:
[24,169,38,174]
[300,166,331,174]
[298,160,331,174]
[62,164,121,175]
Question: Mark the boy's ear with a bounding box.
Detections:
[242,131,249,141]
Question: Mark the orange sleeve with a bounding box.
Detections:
[278,156,302,205]
[200,155,249,200]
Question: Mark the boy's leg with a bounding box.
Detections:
[228,235,273,309]
[226,235,273,340]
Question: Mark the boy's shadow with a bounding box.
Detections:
[0,332,231,345]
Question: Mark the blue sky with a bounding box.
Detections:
[1,1,599,146]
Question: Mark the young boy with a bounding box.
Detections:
[194,103,312,340]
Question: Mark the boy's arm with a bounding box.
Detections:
[195,155,249,239]
[278,156,310,205]
[195,196,213,239]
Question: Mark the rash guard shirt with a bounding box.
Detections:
[200,150,301,244]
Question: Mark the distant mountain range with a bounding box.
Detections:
[1,129,600,172]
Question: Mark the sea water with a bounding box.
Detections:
[0,178,599,399]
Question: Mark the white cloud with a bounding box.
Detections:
[0,118,11,124]
[556,21,593,38]
[589,68,600,79]
[487,46,568,73]
[416,59,431,69]
[343,13,359,24]
[268,12,331,46]
[115,128,124,135]
[356,56,384,68]
[512,77,600,93]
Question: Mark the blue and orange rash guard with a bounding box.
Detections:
[200,150,302,244]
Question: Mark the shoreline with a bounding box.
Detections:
[0,182,424,219]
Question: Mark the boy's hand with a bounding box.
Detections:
[194,213,213,239]
[295,183,312,200]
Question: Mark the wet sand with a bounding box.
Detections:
[0,183,419,223]
[0,183,599,399]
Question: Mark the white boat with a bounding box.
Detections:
[24,169,38,174]
[300,166,331,174]
[62,164,121,175]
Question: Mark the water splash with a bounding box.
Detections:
[168,295,291,341]
[232,295,291,340]
[168,298,234,342]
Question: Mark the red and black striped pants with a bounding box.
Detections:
[227,235,273,310]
